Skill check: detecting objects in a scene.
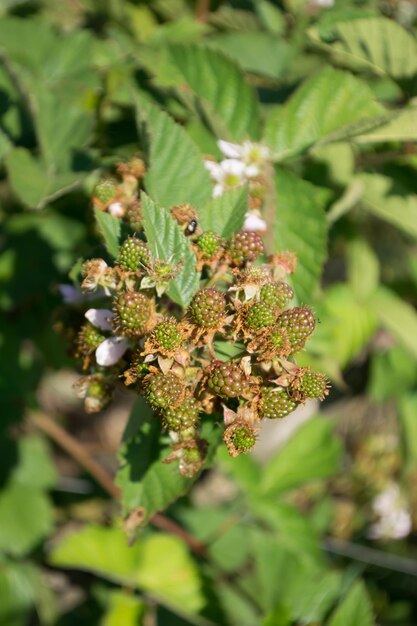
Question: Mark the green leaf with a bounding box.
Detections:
[310,17,417,81]
[199,186,248,238]
[360,173,417,239]
[116,396,220,525]
[0,558,46,626]
[399,395,417,467]
[135,94,212,208]
[94,208,121,258]
[369,287,417,361]
[273,170,328,302]
[169,44,260,140]
[355,107,417,143]
[50,526,205,615]
[102,590,144,626]
[260,417,342,495]
[248,499,323,567]
[12,436,56,490]
[328,581,373,626]
[264,67,384,160]
[5,148,82,209]
[207,33,292,80]
[141,193,200,307]
[0,481,53,556]
[347,239,379,302]
[308,284,377,368]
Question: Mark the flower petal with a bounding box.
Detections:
[108,201,124,217]
[221,159,247,176]
[217,139,241,158]
[96,336,129,366]
[243,212,267,232]
[85,308,114,331]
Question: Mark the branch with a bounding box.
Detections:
[196,0,210,22]
[30,412,206,555]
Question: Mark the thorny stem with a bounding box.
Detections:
[30,411,206,555]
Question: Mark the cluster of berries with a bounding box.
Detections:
[69,162,329,477]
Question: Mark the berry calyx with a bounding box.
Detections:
[163,396,200,432]
[229,231,264,265]
[117,236,149,271]
[260,281,294,309]
[145,371,185,411]
[245,301,276,331]
[258,387,298,419]
[276,306,316,352]
[207,361,248,399]
[188,289,226,329]
[113,290,153,336]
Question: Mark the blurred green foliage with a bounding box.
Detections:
[2,0,417,624]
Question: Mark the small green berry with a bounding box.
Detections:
[197,231,224,259]
[152,318,184,353]
[163,397,200,432]
[145,372,185,411]
[276,306,316,352]
[207,361,248,399]
[117,237,149,271]
[94,179,117,204]
[113,290,152,336]
[188,289,226,329]
[245,301,276,330]
[260,281,294,309]
[229,231,264,265]
[258,387,297,419]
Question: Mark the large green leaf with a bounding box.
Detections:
[360,173,417,239]
[199,186,248,238]
[328,581,373,626]
[141,193,200,307]
[94,208,121,259]
[0,481,53,556]
[5,148,82,209]
[309,17,417,81]
[307,284,377,368]
[135,94,212,208]
[260,417,342,495]
[207,32,292,80]
[273,170,328,302]
[116,396,220,525]
[169,44,260,140]
[263,67,384,160]
[369,287,417,361]
[355,108,417,143]
[50,526,205,614]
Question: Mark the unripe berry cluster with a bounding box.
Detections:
[67,163,329,477]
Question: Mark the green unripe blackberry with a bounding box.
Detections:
[117,236,149,271]
[145,372,185,411]
[152,318,184,353]
[292,369,329,401]
[276,306,316,352]
[229,231,264,265]
[224,421,257,457]
[125,202,142,231]
[94,179,117,204]
[260,281,294,309]
[197,231,224,259]
[76,323,105,354]
[207,361,248,399]
[163,396,200,432]
[188,289,226,329]
[113,290,152,336]
[258,387,297,419]
[245,301,276,331]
